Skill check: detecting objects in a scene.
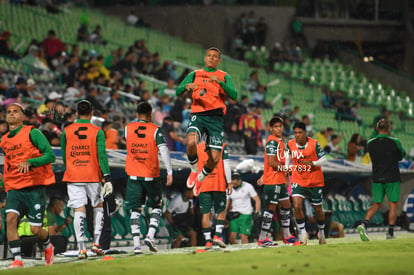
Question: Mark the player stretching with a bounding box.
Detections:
[287,122,327,245]
[1,103,55,268]
[61,100,113,259]
[125,102,173,254]
[176,47,237,196]
[257,116,298,246]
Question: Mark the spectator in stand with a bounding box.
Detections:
[290,15,307,48]
[0,120,9,137]
[104,50,119,70]
[104,90,122,113]
[288,42,303,64]
[350,103,362,126]
[239,103,263,155]
[336,100,352,121]
[155,61,171,82]
[148,88,160,109]
[255,17,267,47]
[126,10,140,26]
[85,86,106,114]
[63,80,84,104]
[45,0,61,14]
[90,25,106,45]
[1,90,20,108]
[224,98,244,138]
[77,23,90,43]
[0,31,20,59]
[290,105,301,123]
[321,87,334,109]
[252,85,271,109]
[170,93,187,127]
[126,10,148,27]
[246,70,261,93]
[346,133,364,162]
[279,98,292,118]
[246,10,257,46]
[268,42,285,70]
[235,12,248,45]
[161,116,186,152]
[302,114,314,137]
[316,129,329,149]
[327,134,343,154]
[115,52,136,77]
[231,34,246,60]
[5,77,27,99]
[160,78,176,97]
[41,30,65,69]
[21,47,49,71]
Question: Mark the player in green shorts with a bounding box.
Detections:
[176,47,237,196]
[1,103,56,269]
[357,119,405,241]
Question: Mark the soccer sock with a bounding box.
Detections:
[198,166,213,182]
[296,218,307,237]
[130,211,141,248]
[259,211,273,240]
[317,220,325,238]
[74,211,86,250]
[42,233,52,249]
[93,207,104,245]
[388,224,395,236]
[147,208,162,240]
[215,220,225,238]
[280,208,291,239]
[203,227,212,241]
[188,154,198,173]
[363,219,369,228]
[9,240,22,261]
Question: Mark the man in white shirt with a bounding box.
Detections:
[164,189,197,248]
[226,172,261,244]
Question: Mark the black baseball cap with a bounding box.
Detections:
[231,171,241,180]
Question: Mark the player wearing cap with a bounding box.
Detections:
[226,172,261,244]
[61,100,113,259]
[257,116,298,247]
[176,47,237,196]
[357,119,405,241]
[286,121,327,245]
[1,103,56,268]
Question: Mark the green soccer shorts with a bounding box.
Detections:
[291,183,324,205]
[372,182,400,203]
[125,178,163,211]
[229,214,253,235]
[199,191,226,214]
[5,186,46,226]
[186,114,224,151]
[263,184,290,205]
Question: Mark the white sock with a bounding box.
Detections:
[93,207,104,244]
[191,163,198,173]
[259,211,273,240]
[280,208,291,239]
[130,211,141,248]
[147,208,162,240]
[74,211,86,250]
[318,223,325,238]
